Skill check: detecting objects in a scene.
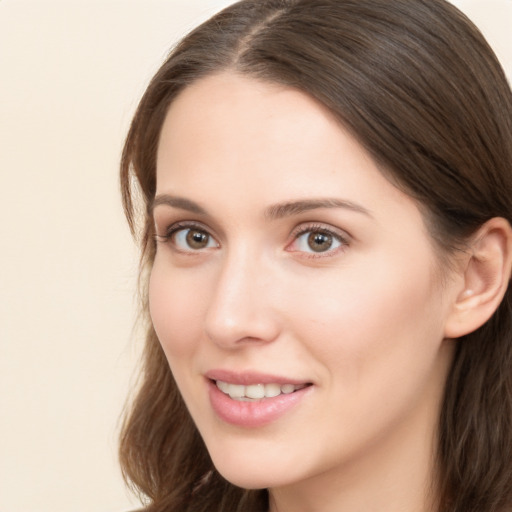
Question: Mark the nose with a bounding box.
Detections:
[204,248,281,349]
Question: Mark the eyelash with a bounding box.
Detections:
[154,221,217,252]
[287,223,350,258]
[154,221,350,258]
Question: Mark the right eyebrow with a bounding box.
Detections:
[150,194,208,216]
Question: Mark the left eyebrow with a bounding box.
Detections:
[264,198,373,220]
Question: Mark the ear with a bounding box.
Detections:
[444,217,512,339]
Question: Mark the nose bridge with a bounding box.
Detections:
[204,243,279,347]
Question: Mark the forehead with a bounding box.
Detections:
[157,73,378,198]
[157,72,341,175]
[156,72,426,229]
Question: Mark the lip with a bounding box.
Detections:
[205,369,310,386]
[205,369,313,428]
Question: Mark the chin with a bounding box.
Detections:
[218,471,272,490]
[206,440,301,490]
[214,464,288,490]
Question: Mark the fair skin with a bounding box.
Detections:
[148,72,510,512]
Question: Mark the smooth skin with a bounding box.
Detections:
[149,73,512,512]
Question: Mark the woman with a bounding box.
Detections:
[119,1,512,511]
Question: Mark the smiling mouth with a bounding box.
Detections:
[215,380,311,401]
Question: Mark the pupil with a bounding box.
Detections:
[187,230,208,248]
[308,231,332,252]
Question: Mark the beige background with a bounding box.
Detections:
[1,1,511,511]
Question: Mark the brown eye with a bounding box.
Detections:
[172,227,218,251]
[307,231,334,252]
[288,226,346,256]
[186,229,210,249]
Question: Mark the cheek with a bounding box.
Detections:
[282,255,448,459]
[287,252,445,379]
[148,259,207,359]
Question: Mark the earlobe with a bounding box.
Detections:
[444,217,512,339]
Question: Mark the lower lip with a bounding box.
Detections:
[207,380,312,428]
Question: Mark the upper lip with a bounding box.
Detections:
[205,369,311,386]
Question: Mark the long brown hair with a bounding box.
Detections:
[119,1,512,511]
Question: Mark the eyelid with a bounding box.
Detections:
[155,220,220,251]
[286,222,351,257]
[154,219,350,257]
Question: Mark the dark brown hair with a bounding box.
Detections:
[119,1,512,511]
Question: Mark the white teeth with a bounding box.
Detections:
[227,384,245,399]
[264,383,281,398]
[281,384,296,394]
[217,380,230,393]
[245,384,265,399]
[216,380,307,400]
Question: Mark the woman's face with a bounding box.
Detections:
[150,73,458,493]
